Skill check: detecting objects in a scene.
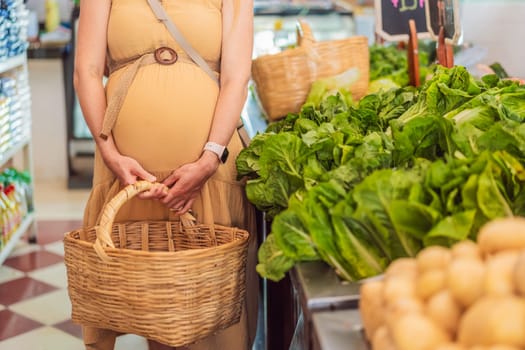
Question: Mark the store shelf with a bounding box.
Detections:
[291,261,361,312]
[311,309,368,350]
[0,212,35,265]
[27,43,68,59]
[0,136,31,167]
[0,54,26,74]
[254,0,336,15]
[0,4,38,265]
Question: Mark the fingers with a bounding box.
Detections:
[137,182,168,200]
[162,171,179,187]
[160,164,203,212]
[132,165,157,183]
[129,161,160,197]
[167,198,186,211]
[166,189,198,214]
[161,181,182,206]
[169,198,195,215]
[116,158,157,187]
[119,172,139,187]
[180,198,195,214]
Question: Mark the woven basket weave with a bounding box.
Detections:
[64,181,250,347]
[252,20,370,121]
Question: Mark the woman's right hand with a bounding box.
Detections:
[101,147,167,200]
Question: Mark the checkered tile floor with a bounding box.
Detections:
[0,220,150,350]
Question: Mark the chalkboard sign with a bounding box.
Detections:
[425,0,461,45]
[375,0,430,42]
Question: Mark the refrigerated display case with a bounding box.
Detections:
[63,6,95,188]
[253,0,354,56]
[242,1,356,139]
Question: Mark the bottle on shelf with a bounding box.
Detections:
[0,91,9,155]
[0,167,33,255]
[0,187,6,250]
[4,184,21,232]
[0,183,15,244]
[18,170,33,213]
[273,19,290,51]
[1,167,32,217]
[7,171,21,216]
[45,0,61,33]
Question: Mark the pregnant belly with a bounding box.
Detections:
[107,64,219,172]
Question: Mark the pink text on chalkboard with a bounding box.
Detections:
[391,0,425,10]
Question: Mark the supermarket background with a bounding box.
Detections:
[25,0,525,187]
[0,0,524,349]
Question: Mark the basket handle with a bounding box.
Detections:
[93,181,196,262]
[296,20,316,47]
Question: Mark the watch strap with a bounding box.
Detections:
[204,142,227,162]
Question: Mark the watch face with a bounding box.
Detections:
[221,147,229,163]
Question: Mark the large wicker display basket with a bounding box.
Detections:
[63,181,250,347]
[252,20,370,121]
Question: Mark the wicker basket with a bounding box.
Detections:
[251,20,370,121]
[63,181,250,347]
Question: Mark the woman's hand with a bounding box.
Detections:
[101,150,166,200]
[161,152,220,213]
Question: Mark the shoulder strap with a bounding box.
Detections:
[146,0,251,148]
[146,0,220,85]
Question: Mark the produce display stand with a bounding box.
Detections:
[243,3,466,348]
[311,309,368,350]
[289,264,383,350]
[288,261,362,349]
[291,261,360,311]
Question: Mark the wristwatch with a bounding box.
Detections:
[203,141,229,163]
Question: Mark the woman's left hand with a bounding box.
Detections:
[161,152,220,213]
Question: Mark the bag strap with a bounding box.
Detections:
[146,0,219,86]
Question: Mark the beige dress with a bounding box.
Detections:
[81,0,258,349]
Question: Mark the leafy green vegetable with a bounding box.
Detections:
[499,88,525,123]
[236,133,271,179]
[293,181,355,281]
[331,201,387,279]
[272,209,318,262]
[424,210,477,246]
[489,62,509,79]
[241,64,525,283]
[368,43,433,87]
[256,234,295,282]
[477,162,513,219]
[351,168,423,259]
[388,200,441,240]
[367,78,400,94]
[305,67,360,107]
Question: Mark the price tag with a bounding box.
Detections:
[375,0,431,42]
[425,0,461,45]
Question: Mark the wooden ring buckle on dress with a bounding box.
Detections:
[154,47,178,65]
